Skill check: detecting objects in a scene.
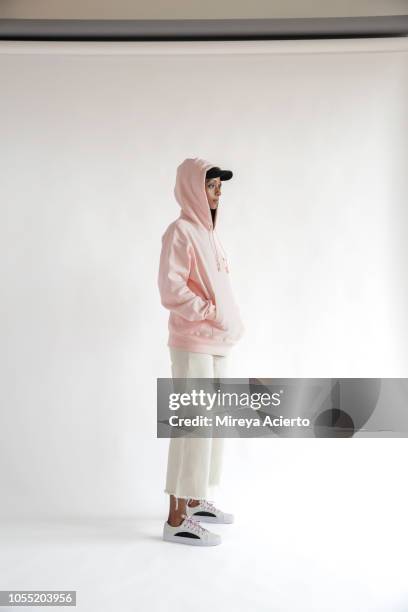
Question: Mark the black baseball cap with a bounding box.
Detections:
[205,166,233,181]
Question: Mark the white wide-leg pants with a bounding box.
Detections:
[164,346,229,500]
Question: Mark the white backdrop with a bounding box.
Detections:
[1,38,408,524]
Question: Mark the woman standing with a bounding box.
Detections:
[158,157,244,546]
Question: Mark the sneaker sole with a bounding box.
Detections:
[163,533,221,546]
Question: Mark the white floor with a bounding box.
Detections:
[0,506,407,612]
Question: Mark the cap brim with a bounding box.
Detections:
[219,170,233,181]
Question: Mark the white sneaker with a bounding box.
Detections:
[163,515,221,546]
[186,499,234,524]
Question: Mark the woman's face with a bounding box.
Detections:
[205,177,222,209]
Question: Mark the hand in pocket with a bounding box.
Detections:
[213,302,228,331]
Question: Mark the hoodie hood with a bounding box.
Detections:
[174,157,218,230]
[173,157,229,272]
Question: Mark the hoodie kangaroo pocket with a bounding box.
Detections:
[211,302,228,331]
[213,297,244,340]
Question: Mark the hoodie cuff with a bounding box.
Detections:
[206,301,217,320]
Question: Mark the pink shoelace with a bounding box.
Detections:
[199,499,218,513]
[187,499,219,514]
[181,514,207,536]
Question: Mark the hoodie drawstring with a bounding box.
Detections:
[208,226,229,273]
[214,230,229,273]
[209,228,221,271]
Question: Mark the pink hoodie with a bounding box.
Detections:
[158,157,245,356]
